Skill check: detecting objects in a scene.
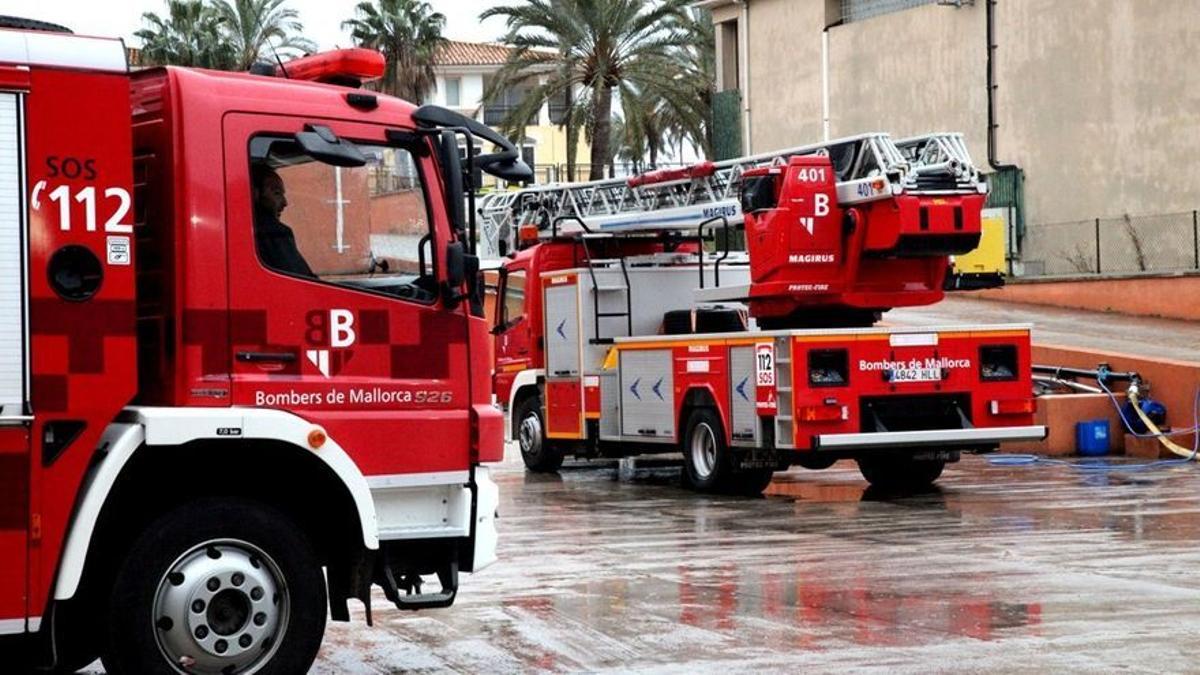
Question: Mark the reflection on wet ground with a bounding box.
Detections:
[316,453,1200,673]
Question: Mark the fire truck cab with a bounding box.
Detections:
[0,27,529,673]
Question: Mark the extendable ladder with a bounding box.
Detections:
[478,132,984,255]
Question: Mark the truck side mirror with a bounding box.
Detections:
[476,154,533,184]
[444,241,465,309]
[294,124,366,167]
[437,129,466,238]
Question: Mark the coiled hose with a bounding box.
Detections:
[1103,379,1198,459]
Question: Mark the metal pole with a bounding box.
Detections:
[1094,218,1101,274]
[1193,210,1199,269]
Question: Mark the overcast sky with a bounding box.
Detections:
[0,0,511,48]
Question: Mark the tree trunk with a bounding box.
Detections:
[588,85,614,181]
[565,110,578,182]
[648,142,658,170]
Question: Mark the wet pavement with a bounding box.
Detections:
[886,296,1199,363]
[313,451,1200,673]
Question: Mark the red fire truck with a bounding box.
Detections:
[485,134,1044,495]
[0,24,529,674]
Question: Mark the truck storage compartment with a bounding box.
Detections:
[860,393,971,433]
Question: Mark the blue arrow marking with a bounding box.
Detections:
[556,319,567,339]
[629,377,642,400]
[652,377,664,400]
[736,376,749,401]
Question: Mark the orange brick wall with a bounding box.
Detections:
[275,163,427,275]
[972,274,1200,321]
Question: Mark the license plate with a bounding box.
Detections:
[888,367,941,383]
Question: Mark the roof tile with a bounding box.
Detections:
[434,40,520,66]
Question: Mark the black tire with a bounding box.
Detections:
[681,409,775,495]
[856,455,945,491]
[682,408,729,492]
[101,498,327,675]
[663,308,746,335]
[515,392,563,472]
[0,16,72,32]
[662,309,694,335]
[679,408,732,492]
[693,307,746,334]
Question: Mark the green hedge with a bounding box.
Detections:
[712,89,743,161]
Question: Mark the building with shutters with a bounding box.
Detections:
[428,40,590,186]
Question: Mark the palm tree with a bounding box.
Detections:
[135,0,238,69]
[213,0,316,71]
[343,0,447,104]
[561,97,587,181]
[614,9,715,169]
[482,0,695,180]
[609,115,644,175]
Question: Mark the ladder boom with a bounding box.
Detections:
[478,132,984,254]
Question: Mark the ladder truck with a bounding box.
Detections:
[0,24,530,674]
[486,132,1044,495]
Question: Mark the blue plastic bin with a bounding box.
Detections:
[1076,419,1110,456]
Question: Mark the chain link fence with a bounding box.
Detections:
[1018,211,1200,277]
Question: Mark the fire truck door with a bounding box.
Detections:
[224,115,472,476]
[542,274,583,438]
[23,69,138,619]
[493,266,531,404]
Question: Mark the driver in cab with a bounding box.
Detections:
[252,164,316,278]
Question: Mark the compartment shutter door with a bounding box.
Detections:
[0,93,24,415]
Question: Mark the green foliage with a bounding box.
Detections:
[136,0,312,70]
[213,0,316,71]
[342,0,447,104]
[135,0,238,69]
[711,89,743,161]
[481,0,708,180]
[620,8,715,167]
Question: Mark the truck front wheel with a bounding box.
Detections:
[856,455,945,491]
[515,392,563,472]
[102,498,327,675]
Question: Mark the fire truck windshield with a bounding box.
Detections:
[249,136,437,303]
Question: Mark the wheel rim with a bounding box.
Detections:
[689,421,718,479]
[152,539,289,674]
[518,410,543,457]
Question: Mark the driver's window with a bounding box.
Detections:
[248,136,435,302]
[501,269,526,326]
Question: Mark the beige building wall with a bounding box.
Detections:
[718,0,1200,228]
[741,0,826,151]
[826,4,986,164]
[997,0,1200,224]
